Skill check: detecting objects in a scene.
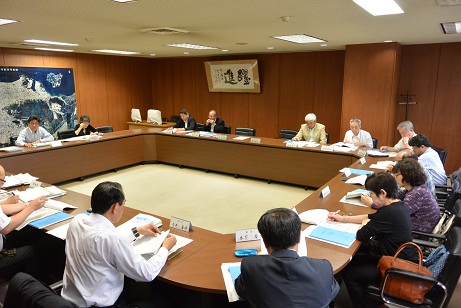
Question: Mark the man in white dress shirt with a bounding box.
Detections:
[343,118,373,148]
[15,115,54,147]
[62,181,177,307]
[380,120,416,152]
[409,134,447,185]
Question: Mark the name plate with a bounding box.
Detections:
[189,131,200,137]
[29,180,43,188]
[343,168,352,178]
[170,216,193,232]
[321,145,334,152]
[319,185,331,198]
[89,135,99,141]
[50,140,62,147]
[164,129,174,135]
[235,228,262,243]
[216,134,228,140]
[286,142,298,148]
[359,157,367,164]
[250,137,261,144]
[357,149,367,157]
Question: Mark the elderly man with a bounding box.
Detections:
[292,113,327,144]
[62,181,177,307]
[204,110,225,133]
[343,118,373,148]
[380,120,416,152]
[169,109,196,132]
[0,164,48,279]
[235,208,339,308]
[409,134,447,185]
[15,115,54,147]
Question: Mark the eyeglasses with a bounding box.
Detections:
[0,178,6,183]
[393,173,401,177]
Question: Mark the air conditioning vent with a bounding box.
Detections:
[139,27,189,35]
[436,0,461,6]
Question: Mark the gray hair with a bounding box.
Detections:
[179,109,189,115]
[80,115,90,123]
[305,113,317,122]
[397,121,414,132]
[350,118,361,127]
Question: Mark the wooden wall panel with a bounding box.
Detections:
[249,54,280,138]
[397,44,440,140]
[194,57,221,125]
[152,58,174,120]
[75,53,109,128]
[220,93,249,133]
[278,53,316,132]
[313,51,345,143]
[172,58,196,118]
[2,48,44,67]
[341,43,402,148]
[0,48,4,65]
[431,43,461,173]
[128,58,153,124]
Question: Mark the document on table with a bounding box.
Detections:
[340,168,373,175]
[17,186,66,202]
[345,174,368,185]
[2,173,38,189]
[61,136,87,142]
[221,262,242,302]
[0,146,22,152]
[298,209,329,225]
[233,136,250,140]
[46,222,70,240]
[369,160,394,170]
[16,207,60,230]
[29,211,73,229]
[32,142,52,147]
[339,195,368,207]
[304,221,360,248]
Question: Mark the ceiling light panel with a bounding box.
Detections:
[166,43,218,50]
[34,48,74,52]
[0,18,18,26]
[272,34,326,44]
[92,49,140,55]
[441,21,461,34]
[353,0,404,16]
[25,39,78,46]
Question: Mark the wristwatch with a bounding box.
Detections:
[131,227,140,238]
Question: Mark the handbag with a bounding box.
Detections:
[377,242,432,304]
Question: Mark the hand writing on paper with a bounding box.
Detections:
[137,223,161,236]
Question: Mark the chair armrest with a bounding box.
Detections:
[413,239,442,249]
[413,230,446,240]
[49,280,63,291]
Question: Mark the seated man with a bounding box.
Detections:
[15,115,54,147]
[170,109,196,131]
[62,181,177,307]
[74,115,97,136]
[409,134,447,185]
[343,118,373,148]
[380,120,416,152]
[204,110,225,133]
[235,208,339,308]
[0,164,48,279]
[292,113,327,144]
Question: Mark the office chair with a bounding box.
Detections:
[325,132,330,143]
[57,129,76,140]
[196,123,205,131]
[432,147,448,166]
[279,129,298,140]
[3,273,75,308]
[170,115,181,123]
[372,137,378,149]
[10,136,18,146]
[95,126,113,133]
[223,125,231,134]
[366,226,461,308]
[0,143,10,148]
[235,128,255,136]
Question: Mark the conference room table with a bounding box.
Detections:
[1,129,386,295]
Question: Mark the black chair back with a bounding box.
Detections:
[10,136,18,146]
[95,126,113,133]
[223,126,231,134]
[235,127,255,136]
[372,137,378,149]
[325,132,330,143]
[432,146,448,166]
[279,129,297,140]
[170,115,181,123]
[196,123,205,131]
[57,129,75,140]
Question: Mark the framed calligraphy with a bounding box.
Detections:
[204,59,260,93]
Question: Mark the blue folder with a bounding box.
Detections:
[228,265,241,282]
[29,212,73,229]
[348,168,373,175]
[309,226,356,247]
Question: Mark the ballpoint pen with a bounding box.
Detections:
[168,250,183,261]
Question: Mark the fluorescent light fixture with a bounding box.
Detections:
[353,0,404,16]
[272,34,326,44]
[184,52,190,55]
[267,46,274,50]
[92,49,140,55]
[112,0,137,3]
[384,40,393,42]
[25,39,78,46]
[222,49,229,52]
[149,53,156,56]
[165,43,218,50]
[320,44,328,47]
[34,48,74,52]
[457,22,461,32]
[0,18,18,26]
[441,21,461,34]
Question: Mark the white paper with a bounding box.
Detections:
[298,209,329,225]
[345,174,367,186]
[16,207,59,230]
[18,186,66,202]
[221,262,242,302]
[46,222,70,240]
[339,195,369,207]
[0,146,22,152]
[233,136,250,140]
[134,230,170,255]
[44,199,77,211]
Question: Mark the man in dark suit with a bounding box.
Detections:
[235,208,339,308]
[172,109,196,131]
[204,110,225,133]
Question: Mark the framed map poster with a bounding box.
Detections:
[204,59,260,93]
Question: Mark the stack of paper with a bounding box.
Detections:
[221,262,242,302]
[298,209,329,225]
[345,174,368,185]
[369,161,394,170]
[16,199,76,230]
[345,188,370,199]
[0,146,22,152]
[17,186,66,202]
[2,173,38,189]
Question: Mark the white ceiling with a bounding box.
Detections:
[1,0,461,58]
